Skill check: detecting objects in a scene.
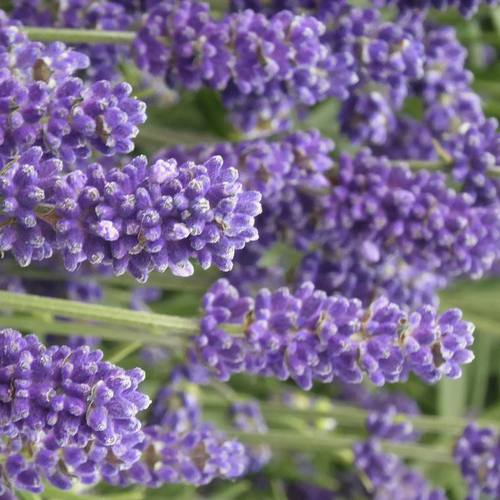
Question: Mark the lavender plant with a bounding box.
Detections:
[2,1,500,499]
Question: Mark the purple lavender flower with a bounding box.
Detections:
[192,279,475,389]
[0,328,150,493]
[454,423,500,500]
[354,439,448,499]
[12,1,139,81]
[135,1,357,135]
[0,147,262,280]
[321,149,500,279]
[112,424,248,487]
[297,250,446,309]
[371,0,498,17]
[0,13,146,166]
[228,400,271,471]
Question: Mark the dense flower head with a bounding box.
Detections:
[106,369,251,487]
[12,0,139,81]
[371,0,498,17]
[0,147,262,279]
[134,1,358,134]
[321,149,500,279]
[297,250,446,309]
[228,400,271,471]
[191,279,475,389]
[0,328,150,494]
[112,424,249,487]
[354,439,448,499]
[0,12,146,166]
[454,423,500,500]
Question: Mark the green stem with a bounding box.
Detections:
[0,290,200,334]
[203,398,500,435]
[0,290,242,339]
[107,341,143,364]
[41,484,144,500]
[230,430,452,464]
[22,27,134,44]
[0,315,183,348]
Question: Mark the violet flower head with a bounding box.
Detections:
[354,439,448,499]
[0,328,151,493]
[192,279,475,389]
[322,150,500,279]
[0,148,262,279]
[454,423,500,500]
[371,0,498,17]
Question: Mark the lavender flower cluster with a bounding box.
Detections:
[454,423,500,500]
[0,11,146,168]
[192,278,475,389]
[0,147,262,279]
[0,328,150,494]
[354,439,447,500]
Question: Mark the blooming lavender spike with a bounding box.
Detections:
[321,149,500,280]
[454,423,500,500]
[191,279,475,389]
[354,439,448,499]
[0,12,146,166]
[371,0,498,17]
[134,1,357,135]
[0,328,151,447]
[0,328,151,494]
[0,147,262,279]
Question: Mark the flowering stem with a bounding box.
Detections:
[107,341,143,364]
[0,314,184,348]
[0,290,242,338]
[230,430,453,464]
[22,27,135,44]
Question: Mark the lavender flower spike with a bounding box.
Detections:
[0,147,262,280]
[0,328,151,494]
[192,279,475,389]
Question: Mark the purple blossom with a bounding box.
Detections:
[0,328,150,494]
[0,147,262,280]
[192,279,475,389]
[371,0,498,17]
[321,149,500,279]
[134,1,357,135]
[228,400,271,471]
[454,423,500,500]
[354,439,448,499]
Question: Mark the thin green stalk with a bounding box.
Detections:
[0,315,184,348]
[203,398,500,435]
[107,341,143,364]
[0,290,199,334]
[22,27,134,44]
[230,430,453,464]
[0,290,242,339]
[42,484,144,500]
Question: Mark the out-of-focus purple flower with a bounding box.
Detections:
[454,423,500,500]
[135,1,357,135]
[228,400,271,471]
[297,250,446,310]
[354,439,448,499]
[192,279,475,389]
[371,0,498,17]
[12,0,138,81]
[321,150,500,280]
